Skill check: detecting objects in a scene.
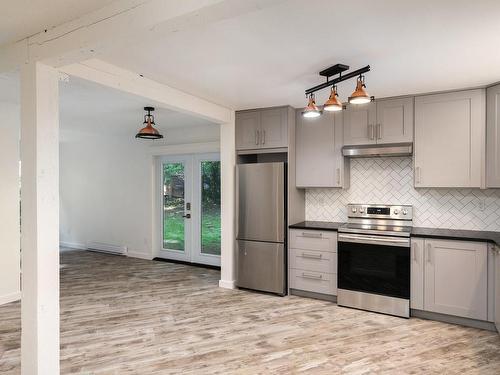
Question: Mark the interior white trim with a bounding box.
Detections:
[60,241,86,250]
[149,141,219,156]
[0,291,21,306]
[87,241,127,255]
[219,279,236,289]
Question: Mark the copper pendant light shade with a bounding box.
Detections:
[302,94,321,118]
[323,85,343,112]
[136,107,164,139]
[348,75,371,104]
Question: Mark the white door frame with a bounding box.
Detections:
[192,153,221,266]
[156,153,221,266]
[158,155,193,262]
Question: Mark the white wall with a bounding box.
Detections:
[306,157,500,231]
[0,101,21,305]
[59,124,220,259]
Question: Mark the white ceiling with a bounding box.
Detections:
[100,0,500,109]
[59,77,217,136]
[0,0,115,45]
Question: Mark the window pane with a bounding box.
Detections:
[201,161,221,255]
[163,163,185,251]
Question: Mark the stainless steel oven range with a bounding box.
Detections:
[337,204,413,318]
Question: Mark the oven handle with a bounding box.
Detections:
[338,233,410,247]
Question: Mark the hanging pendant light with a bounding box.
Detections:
[135,107,163,139]
[323,85,343,112]
[348,75,371,104]
[302,94,321,118]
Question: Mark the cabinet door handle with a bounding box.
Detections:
[368,124,375,140]
[427,243,432,264]
[411,243,417,262]
[302,272,323,280]
[336,168,341,185]
[262,130,266,144]
[301,252,323,259]
[255,130,259,145]
[415,167,421,184]
[301,232,322,238]
[377,124,382,139]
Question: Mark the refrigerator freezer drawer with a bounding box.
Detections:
[237,240,285,295]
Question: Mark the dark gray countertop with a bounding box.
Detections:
[289,221,500,246]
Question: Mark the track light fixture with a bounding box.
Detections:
[302,94,321,118]
[136,107,164,140]
[302,63,374,118]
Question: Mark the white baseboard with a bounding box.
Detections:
[60,241,86,250]
[0,291,21,305]
[87,241,127,255]
[127,251,153,260]
[219,279,236,289]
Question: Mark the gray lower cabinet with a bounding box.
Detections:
[295,110,349,188]
[235,107,289,150]
[486,84,500,187]
[411,238,488,321]
[289,229,337,296]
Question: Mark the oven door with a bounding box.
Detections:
[338,233,410,300]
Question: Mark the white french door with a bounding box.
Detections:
[158,153,221,266]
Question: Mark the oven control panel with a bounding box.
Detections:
[347,204,413,220]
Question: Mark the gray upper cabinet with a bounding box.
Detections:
[486,84,500,188]
[295,110,349,188]
[236,107,288,151]
[376,97,414,144]
[343,102,376,145]
[414,89,485,188]
[343,98,414,146]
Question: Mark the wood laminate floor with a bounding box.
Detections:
[1,250,499,374]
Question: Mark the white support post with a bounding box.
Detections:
[20,62,60,374]
[219,113,237,289]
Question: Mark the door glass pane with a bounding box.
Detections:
[163,163,185,251]
[200,161,221,255]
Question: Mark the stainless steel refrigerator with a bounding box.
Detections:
[236,162,286,295]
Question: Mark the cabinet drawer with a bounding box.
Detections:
[290,269,337,295]
[289,229,337,252]
[290,248,337,274]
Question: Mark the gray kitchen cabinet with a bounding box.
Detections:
[376,97,414,144]
[289,229,338,296]
[343,98,414,146]
[486,84,500,187]
[410,238,424,310]
[495,245,500,332]
[235,107,288,150]
[423,239,488,320]
[414,89,485,188]
[295,110,349,188]
[343,102,376,145]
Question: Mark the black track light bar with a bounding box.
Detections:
[305,65,371,96]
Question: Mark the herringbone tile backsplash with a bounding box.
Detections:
[305,157,500,231]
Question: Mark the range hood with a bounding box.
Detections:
[342,143,413,157]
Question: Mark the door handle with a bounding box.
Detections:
[336,168,341,185]
[426,243,432,263]
[411,243,417,262]
[182,214,191,219]
[376,124,382,139]
[368,124,374,140]
[301,232,322,238]
[262,130,266,144]
[301,252,323,259]
[301,272,323,280]
[415,167,421,184]
[255,130,259,145]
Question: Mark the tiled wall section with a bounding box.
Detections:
[305,157,500,231]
